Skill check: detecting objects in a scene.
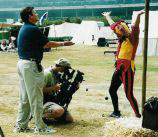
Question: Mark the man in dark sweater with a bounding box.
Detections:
[14,7,74,134]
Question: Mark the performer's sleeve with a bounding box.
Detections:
[110,22,118,31]
[130,25,140,46]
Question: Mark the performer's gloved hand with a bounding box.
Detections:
[137,9,145,16]
[102,11,111,17]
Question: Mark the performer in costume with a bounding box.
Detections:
[102,10,145,118]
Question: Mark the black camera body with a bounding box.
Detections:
[55,69,84,109]
[44,68,84,110]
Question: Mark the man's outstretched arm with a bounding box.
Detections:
[44,41,75,48]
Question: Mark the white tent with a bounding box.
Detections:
[48,22,79,37]
[13,22,23,26]
[72,21,101,45]
[132,11,158,56]
[99,26,117,39]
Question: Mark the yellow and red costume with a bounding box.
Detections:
[109,21,141,117]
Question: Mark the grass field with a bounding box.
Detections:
[0,46,158,137]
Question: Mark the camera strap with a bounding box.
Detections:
[35,60,42,72]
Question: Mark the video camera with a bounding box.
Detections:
[53,68,84,110]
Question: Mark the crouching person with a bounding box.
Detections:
[43,58,73,124]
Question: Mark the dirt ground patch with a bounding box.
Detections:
[0,46,158,137]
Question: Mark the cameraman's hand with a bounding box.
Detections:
[52,84,61,92]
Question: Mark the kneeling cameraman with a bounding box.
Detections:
[43,58,73,124]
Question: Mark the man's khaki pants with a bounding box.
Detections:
[16,59,46,129]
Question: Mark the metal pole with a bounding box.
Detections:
[61,9,63,18]
[2,24,4,40]
[126,7,128,17]
[61,0,63,18]
[53,24,57,51]
[142,0,150,114]
[76,9,78,17]
[54,24,56,37]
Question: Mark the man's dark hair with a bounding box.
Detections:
[20,7,34,23]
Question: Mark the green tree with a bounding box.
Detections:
[73,17,82,24]
[64,17,71,23]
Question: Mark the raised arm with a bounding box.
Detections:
[102,12,115,26]
[133,10,145,28]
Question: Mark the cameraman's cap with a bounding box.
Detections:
[55,58,71,68]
